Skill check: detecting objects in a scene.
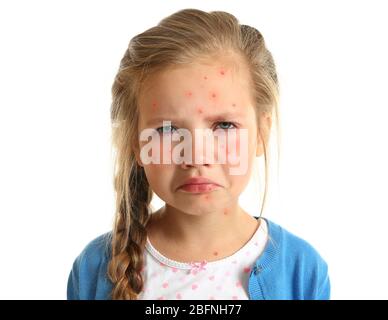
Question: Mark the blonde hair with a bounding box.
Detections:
[107,8,280,299]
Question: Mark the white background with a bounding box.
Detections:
[0,0,387,299]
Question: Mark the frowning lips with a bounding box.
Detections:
[177,176,221,190]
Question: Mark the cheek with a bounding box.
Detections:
[216,130,241,162]
[139,134,174,162]
[225,131,240,155]
[138,135,173,173]
[143,163,173,192]
[222,129,255,181]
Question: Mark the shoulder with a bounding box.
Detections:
[77,232,112,264]
[67,232,113,300]
[260,218,330,299]
[265,218,327,266]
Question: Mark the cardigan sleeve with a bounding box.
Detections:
[67,256,81,300]
[316,260,330,300]
[66,233,112,300]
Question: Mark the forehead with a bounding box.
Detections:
[138,56,254,125]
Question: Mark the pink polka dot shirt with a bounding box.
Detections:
[138,218,268,300]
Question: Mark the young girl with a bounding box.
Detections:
[67,8,330,300]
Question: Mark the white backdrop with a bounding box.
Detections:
[0,0,387,299]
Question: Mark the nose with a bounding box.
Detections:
[179,128,214,169]
[180,155,211,169]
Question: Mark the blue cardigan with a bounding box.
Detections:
[67,217,330,300]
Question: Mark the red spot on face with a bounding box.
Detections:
[220,69,225,76]
[204,76,208,80]
[185,91,193,97]
[205,195,210,200]
[197,107,203,114]
[223,208,228,215]
[211,92,217,99]
[232,103,236,107]
[213,251,218,256]
[152,101,158,109]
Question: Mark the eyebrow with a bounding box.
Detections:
[145,112,245,126]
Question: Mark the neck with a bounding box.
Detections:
[148,203,258,258]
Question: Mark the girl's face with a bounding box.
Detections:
[136,55,268,216]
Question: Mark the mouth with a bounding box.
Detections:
[177,183,221,194]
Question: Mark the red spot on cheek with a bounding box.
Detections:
[204,76,208,80]
[197,107,203,114]
[220,69,226,76]
[152,101,158,109]
[232,103,236,107]
[185,91,193,97]
[223,208,228,215]
[213,251,218,256]
[205,195,210,200]
[211,92,217,99]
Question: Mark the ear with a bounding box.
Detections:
[256,113,272,157]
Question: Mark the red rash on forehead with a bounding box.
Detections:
[147,67,242,125]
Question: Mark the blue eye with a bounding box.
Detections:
[215,121,237,130]
[156,125,177,134]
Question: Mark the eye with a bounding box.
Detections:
[155,124,177,134]
[215,121,238,130]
